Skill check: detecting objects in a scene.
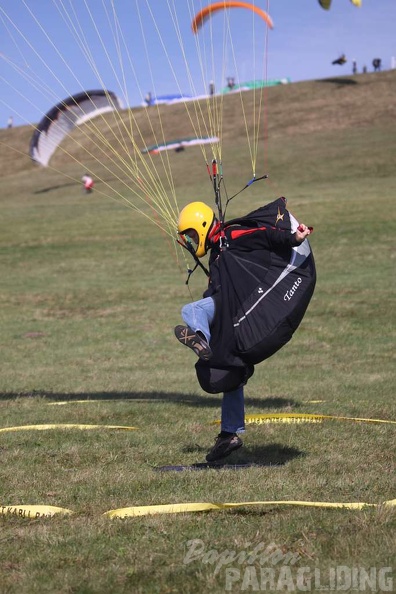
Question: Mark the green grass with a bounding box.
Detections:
[0,72,395,593]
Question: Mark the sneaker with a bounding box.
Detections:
[174,325,212,361]
[205,433,243,462]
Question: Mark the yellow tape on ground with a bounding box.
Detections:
[2,499,395,520]
[47,400,126,406]
[46,399,185,405]
[212,413,396,426]
[0,424,137,433]
[1,505,73,518]
[104,499,396,518]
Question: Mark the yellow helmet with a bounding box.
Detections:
[177,201,215,258]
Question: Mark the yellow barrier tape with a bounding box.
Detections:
[1,505,73,518]
[46,399,186,405]
[0,424,137,433]
[47,400,130,406]
[212,413,396,426]
[2,499,395,520]
[104,499,396,518]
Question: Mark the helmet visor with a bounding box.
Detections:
[179,229,199,253]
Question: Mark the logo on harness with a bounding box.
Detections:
[284,277,302,301]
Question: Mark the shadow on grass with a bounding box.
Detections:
[235,443,305,465]
[0,390,299,410]
[33,182,78,194]
[318,77,358,86]
[180,442,304,466]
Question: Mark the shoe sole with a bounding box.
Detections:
[174,325,212,361]
[206,441,243,462]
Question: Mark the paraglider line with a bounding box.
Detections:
[223,173,269,218]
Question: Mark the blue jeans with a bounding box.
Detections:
[181,297,245,434]
[181,297,215,343]
[221,387,245,434]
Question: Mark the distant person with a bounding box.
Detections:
[372,58,381,72]
[352,60,357,75]
[7,115,13,128]
[362,65,367,74]
[226,76,235,90]
[209,80,215,96]
[144,91,152,106]
[82,173,94,193]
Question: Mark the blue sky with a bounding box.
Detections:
[1,0,395,128]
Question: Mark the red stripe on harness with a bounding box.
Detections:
[230,227,269,240]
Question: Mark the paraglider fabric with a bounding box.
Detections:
[142,137,219,154]
[145,94,193,106]
[30,90,123,166]
[195,198,316,394]
[191,1,273,33]
[319,0,361,9]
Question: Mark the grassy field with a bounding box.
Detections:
[0,71,395,593]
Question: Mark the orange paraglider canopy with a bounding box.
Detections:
[191,1,274,33]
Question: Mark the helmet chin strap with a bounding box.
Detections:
[177,237,210,284]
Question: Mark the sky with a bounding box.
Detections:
[1,0,395,129]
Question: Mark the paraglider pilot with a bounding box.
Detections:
[174,201,312,462]
[372,58,381,72]
[227,76,236,90]
[82,173,94,193]
[332,54,347,66]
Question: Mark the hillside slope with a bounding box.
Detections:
[1,70,395,178]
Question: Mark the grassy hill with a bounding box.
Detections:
[0,71,395,594]
[1,69,395,178]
